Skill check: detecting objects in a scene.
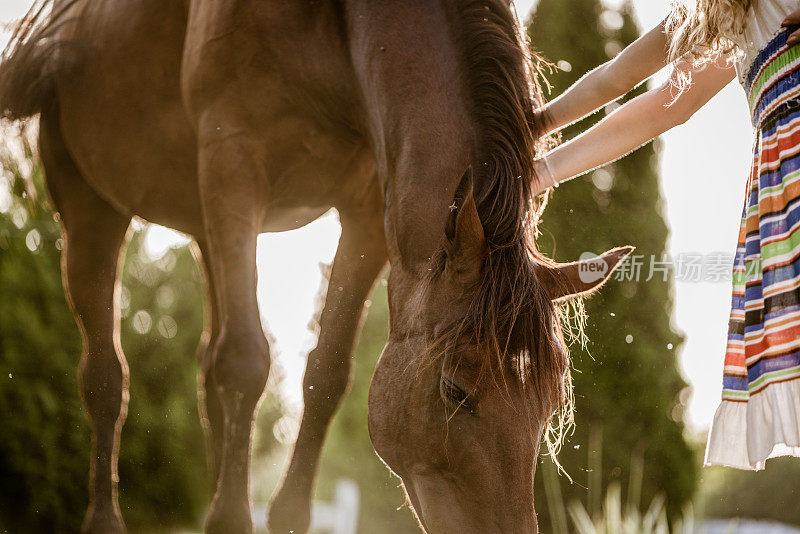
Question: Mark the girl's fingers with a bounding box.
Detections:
[789,29,800,47]
[783,8,800,27]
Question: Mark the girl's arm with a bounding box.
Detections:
[539,19,671,134]
[534,58,736,194]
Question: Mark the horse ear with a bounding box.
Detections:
[444,168,486,282]
[536,246,635,301]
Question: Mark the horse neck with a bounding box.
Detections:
[345,1,485,335]
[348,0,476,270]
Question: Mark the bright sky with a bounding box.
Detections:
[0,1,754,431]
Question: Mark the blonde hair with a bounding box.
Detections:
[666,0,754,64]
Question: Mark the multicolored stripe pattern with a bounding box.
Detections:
[744,26,800,129]
[723,27,800,404]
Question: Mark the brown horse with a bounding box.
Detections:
[1,1,632,532]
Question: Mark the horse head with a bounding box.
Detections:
[368,171,632,533]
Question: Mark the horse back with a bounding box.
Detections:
[38,0,204,233]
[26,0,374,236]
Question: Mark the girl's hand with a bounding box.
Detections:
[783,8,800,46]
[532,157,557,196]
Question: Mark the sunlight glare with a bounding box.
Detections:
[142,224,191,261]
[256,210,341,414]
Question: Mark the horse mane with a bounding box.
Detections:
[442,0,582,458]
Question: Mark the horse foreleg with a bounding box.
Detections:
[194,240,225,489]
[198,133,271,534]
[40,116,132,534]
[268,207,387,534]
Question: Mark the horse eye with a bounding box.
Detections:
[440,378,475,414]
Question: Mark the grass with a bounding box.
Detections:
[567,483,693,534]
[540,431,696,534]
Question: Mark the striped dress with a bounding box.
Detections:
[705,0,800,470]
